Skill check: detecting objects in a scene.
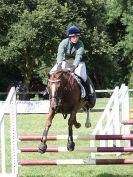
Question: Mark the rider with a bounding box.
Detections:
[50,25,95,102]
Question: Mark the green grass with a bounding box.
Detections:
[2,111,133,177]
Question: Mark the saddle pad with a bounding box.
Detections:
[72,73,86,98]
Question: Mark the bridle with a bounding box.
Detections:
[48,79,63,105]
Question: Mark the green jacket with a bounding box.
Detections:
[56,38,85,67]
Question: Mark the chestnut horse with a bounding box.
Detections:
[38,69,96,153]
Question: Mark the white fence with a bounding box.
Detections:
[90,84,130,157]
[0,100,50,114]
[0,87,17,177]
[0,84,131,176]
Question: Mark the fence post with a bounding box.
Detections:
[10,87,18,176]
[113,86,120,147]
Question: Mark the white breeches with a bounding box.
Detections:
[50,60,87,82]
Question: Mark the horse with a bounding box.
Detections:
[38,69,96,153]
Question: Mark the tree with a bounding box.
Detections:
[0,0,88,88]
[105,0,133,86]
[0,0,67,87]
[1,0,131,91]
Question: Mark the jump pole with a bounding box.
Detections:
[19,146,133,153]
[18,159,133,166]
[18,134,133,141]
[121,120,133,125]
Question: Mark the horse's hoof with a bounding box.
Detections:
[74,122,81,129]
[38,143,47,154]
[67,141,75,151]
[85,122,91,128]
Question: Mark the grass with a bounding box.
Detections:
[1,111,133,177]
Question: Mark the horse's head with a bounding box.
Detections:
[48,71,64,110]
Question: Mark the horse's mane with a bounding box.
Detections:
[62,71,76,86]
[49,70,78,89]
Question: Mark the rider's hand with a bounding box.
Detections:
[70,65,76,73]
[57,62,62,70]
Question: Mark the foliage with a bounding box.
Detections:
[0,0,133,91]
[105,0,133,86]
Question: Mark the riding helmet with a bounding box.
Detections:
[67,25,80,36]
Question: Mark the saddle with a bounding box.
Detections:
[71,73,87,99]
[72,73,96,105]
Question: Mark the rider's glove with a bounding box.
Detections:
[70,65,76,73]
[57,62,62,71]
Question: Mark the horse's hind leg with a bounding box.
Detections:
[74,120,81,129]
[85,108,91,128]
[72,108,81,128]
[38,110,55,153]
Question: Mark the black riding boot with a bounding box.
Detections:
[85,77,96,106]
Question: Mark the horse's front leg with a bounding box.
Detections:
[38,109,55,154]
[67,123,75,151]
[67,111,77,151]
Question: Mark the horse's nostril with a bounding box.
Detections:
[52,106,56,110]
[50,103,57,110]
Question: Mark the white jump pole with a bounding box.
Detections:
[10,87,18,176]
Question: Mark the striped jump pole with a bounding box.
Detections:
[18,159,133,166]
[19,146,133,153]
[18,134,133,141]
[121,120,133,125]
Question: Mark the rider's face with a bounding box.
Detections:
[69,35,79,43]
